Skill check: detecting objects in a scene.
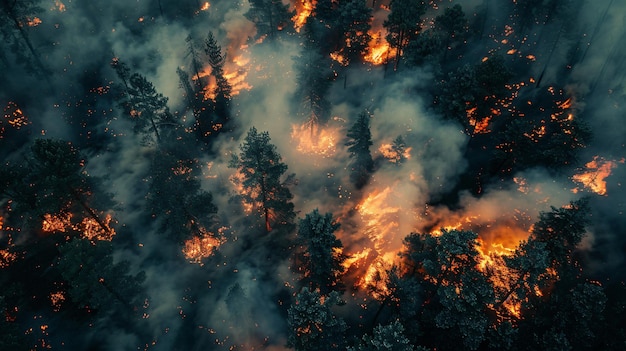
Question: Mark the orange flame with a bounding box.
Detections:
[182,231,225,265]
[572,156,620,195]
[379,143,411,163]
[50,291,66,312]
[291,122,339,157]
[292,0,316,32]
[364,31,396,65]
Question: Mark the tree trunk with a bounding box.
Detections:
[68,187,112,236]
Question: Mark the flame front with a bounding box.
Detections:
[291,122,339,157]
[572,156,621,195]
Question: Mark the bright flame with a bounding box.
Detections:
[292,0,316,32]
[200,2,210,11]
[291,122,339,157]
[182,231,225,265]
[364,31,397,65]
[26,17,42,27]
[572,156,620,195]
[379,143,411,163]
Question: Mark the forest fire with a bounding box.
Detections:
[572,156,621,195]
[364,31,396,65]
[2,102,30,138]
[292,0,316,32]
[41,212,116,241]
[291,122,339,157]
[182,231,225,265]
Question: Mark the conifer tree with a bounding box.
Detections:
[346,112,374,189]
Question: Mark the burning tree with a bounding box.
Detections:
[287,287,347,351]
[383,0,427,69]
[147,150,219,243]
[229,127,296,233]
[0,139,115,238]
[345,112,374,189]
[295,209,346,294]
[398,229,495,350]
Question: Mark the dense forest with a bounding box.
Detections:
[1,0,625,350]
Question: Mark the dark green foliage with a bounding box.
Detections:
[384,0,427,67]
[112,60,179,145]
[147,150,219,243]
[1,139,114,236]
[345,112,374,189]
[204,32,232,131]
[530,199,589,277]
[229,127,296,232]
[405,4,469,67]
[287,287,347,351]
[348,320,424,351]
[57,238,146,314]
[296,209,346,293]
[245,0,294,40]
[400,230,494,350]
[435,56,512,135]
[294,21,334,125]
[0,0,49,77]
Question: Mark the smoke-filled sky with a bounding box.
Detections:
[1,0,625,349]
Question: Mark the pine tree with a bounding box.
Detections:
[229,127,296,232]
[295,209,346,293]
[345,112,374,189]
[287,287,347,351]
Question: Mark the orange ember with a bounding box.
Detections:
[54,0,66,12]
[80,214,116,241]
[182,231,225,265]
[291,122,339,157]
[50,291,66,312]
[572,156,620,195]
[200,2,210,11]
[42,213,73,233]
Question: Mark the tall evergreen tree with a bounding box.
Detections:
[383,0,427,69]
[345,112,374,189]
[245,0,294,40]
[287,287,347,351]
[111,59,179,145]
[295,209,346,294]
[0,0,49,77]
[229,127,296,232]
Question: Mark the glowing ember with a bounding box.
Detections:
[0,248,17,268]
[42,213,73,233]
[292,0,316,32]
[330,51,349,66]
[182,231,225,265]
[290,122,339,157]
[26,17,42,27]
[54,0,66,12]
[572,156,620,195]
[80,214,116,241]
[2,102,30,138]
[50,291,66,312]
[200,2,210,11]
